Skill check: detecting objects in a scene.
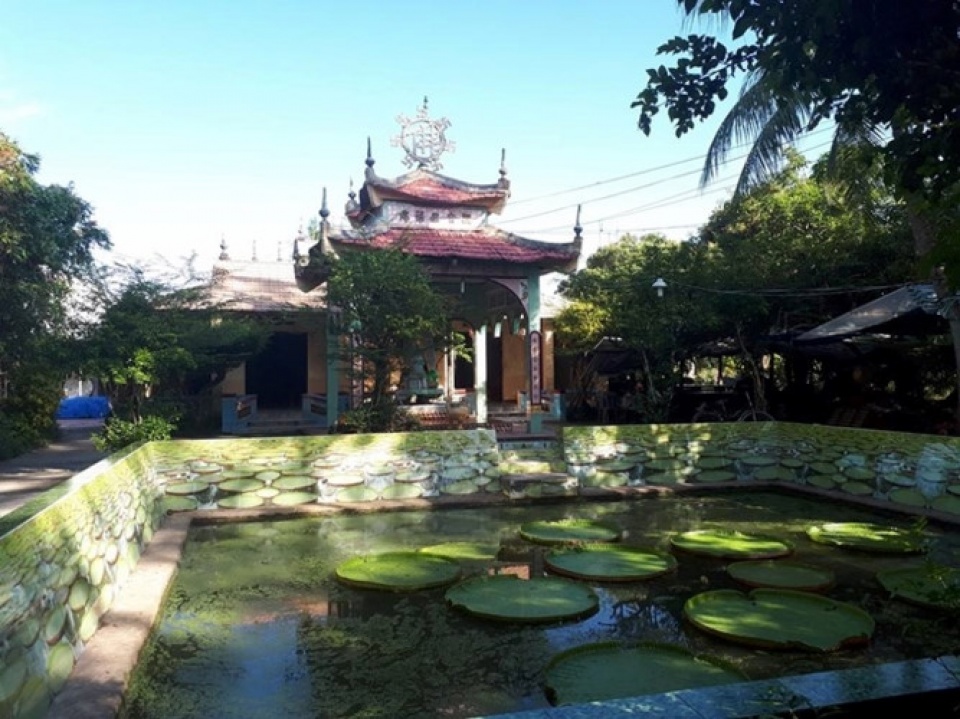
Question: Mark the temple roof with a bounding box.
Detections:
[350,168,510,221]
[330,226,579,272]
[208,260,326,311]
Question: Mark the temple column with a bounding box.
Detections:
[325,313,339,429]
[526,272,543,433]
[474,323,488,424]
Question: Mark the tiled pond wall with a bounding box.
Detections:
[2,423,960,717]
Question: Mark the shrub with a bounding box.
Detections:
[92,415,177,453]
[335,400,422,434]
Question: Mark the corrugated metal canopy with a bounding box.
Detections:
[794,284,944,343]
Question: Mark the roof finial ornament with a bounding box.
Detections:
[573,205,583,241]
[498,147,510,189]
[277,239,283,262]
[293,223,304,263]
[318,187,336,259]
[392,98,455,171]
[345,178,358,214]
[365,137,375,168]
[251,239,257,262]
[218,233,230,261]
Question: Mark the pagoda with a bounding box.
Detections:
[296,99,582,429]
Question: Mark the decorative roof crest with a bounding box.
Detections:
[391,96,455,171]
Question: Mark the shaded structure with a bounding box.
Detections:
[295,100,581,430]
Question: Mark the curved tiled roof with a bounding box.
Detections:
[364,168,509,212]
[331,227,578,270]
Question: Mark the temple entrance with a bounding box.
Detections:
[246,332,307,408]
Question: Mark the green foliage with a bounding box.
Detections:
[91,415,176,453]
[334,399,422,434]
[0,133,110,365]
[634,1,960,200]
[557,159,917,418]
[75,268,268,422]
[0,350,65,458]
[327,249,450,403]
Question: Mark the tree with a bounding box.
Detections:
[76,267,268,431]
[0,133,110,456]
[556,156,916,420]
[633,0,960,423]
[633,1,960,202]
[325,248,451,417]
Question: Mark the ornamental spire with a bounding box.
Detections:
[573,205,583,241]
[218,234,229,261]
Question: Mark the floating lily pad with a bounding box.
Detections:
[520,519,621,545]
[727,560,835,592]
[254,470,281,483]
[806,522,926,554]
[595,460,635,473]
[808,462,838,475]
[684,588,874,652]
[217,494,264,509]
[544,642,745,706]
[644,472,680,486]
[670,530,792,559]
[445,575,599,623]
[380,483,423,500]
[256,486,281,499]
[271,491,317,506]
[419,542,500,562]
[336,486,378,503]
[738,455,778,467]
[336,551,461,591]
[876,565,960,610]
[546,545,676,582]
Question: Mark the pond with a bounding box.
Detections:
[120,491,960,719]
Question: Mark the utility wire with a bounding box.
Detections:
[500,138,833,226]
[508,125,836,206]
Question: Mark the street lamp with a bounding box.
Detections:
[652,278,667,298]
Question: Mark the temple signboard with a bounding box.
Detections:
[529,330,542,406]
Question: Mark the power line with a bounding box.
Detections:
[508,125,835,206]
[500,138,833,226]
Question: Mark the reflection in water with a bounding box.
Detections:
[121,492,960,719]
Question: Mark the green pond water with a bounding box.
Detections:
[120,491,960,719]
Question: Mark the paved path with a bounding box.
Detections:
[0,419,107,518]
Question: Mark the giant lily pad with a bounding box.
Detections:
[336,486,378,503]
[217,494,264,509]
[544,642,745,706]
[271,491,317,506]
[684,588,874,652]
[519,518,621,545]
[546,545,677,582]
[806,522,926,554]
[380,483,423,500]
[876,565,960,610]
[670,530,792,559]
[336,551,461,591]
[165,481,209,496]
[419,542,500,562]
[727,560,835,592]
[445,575,599,623]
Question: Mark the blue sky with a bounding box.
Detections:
[0,1,828,272]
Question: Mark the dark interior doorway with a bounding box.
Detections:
[246,332,307,408]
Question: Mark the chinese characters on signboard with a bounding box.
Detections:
[529,330,542,406]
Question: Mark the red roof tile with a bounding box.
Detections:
[332,228,578,267]
[366,170,508,211]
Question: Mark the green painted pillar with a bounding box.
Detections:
[527,272,543,433]
[326,315,339,430]
[475,322,488,424]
